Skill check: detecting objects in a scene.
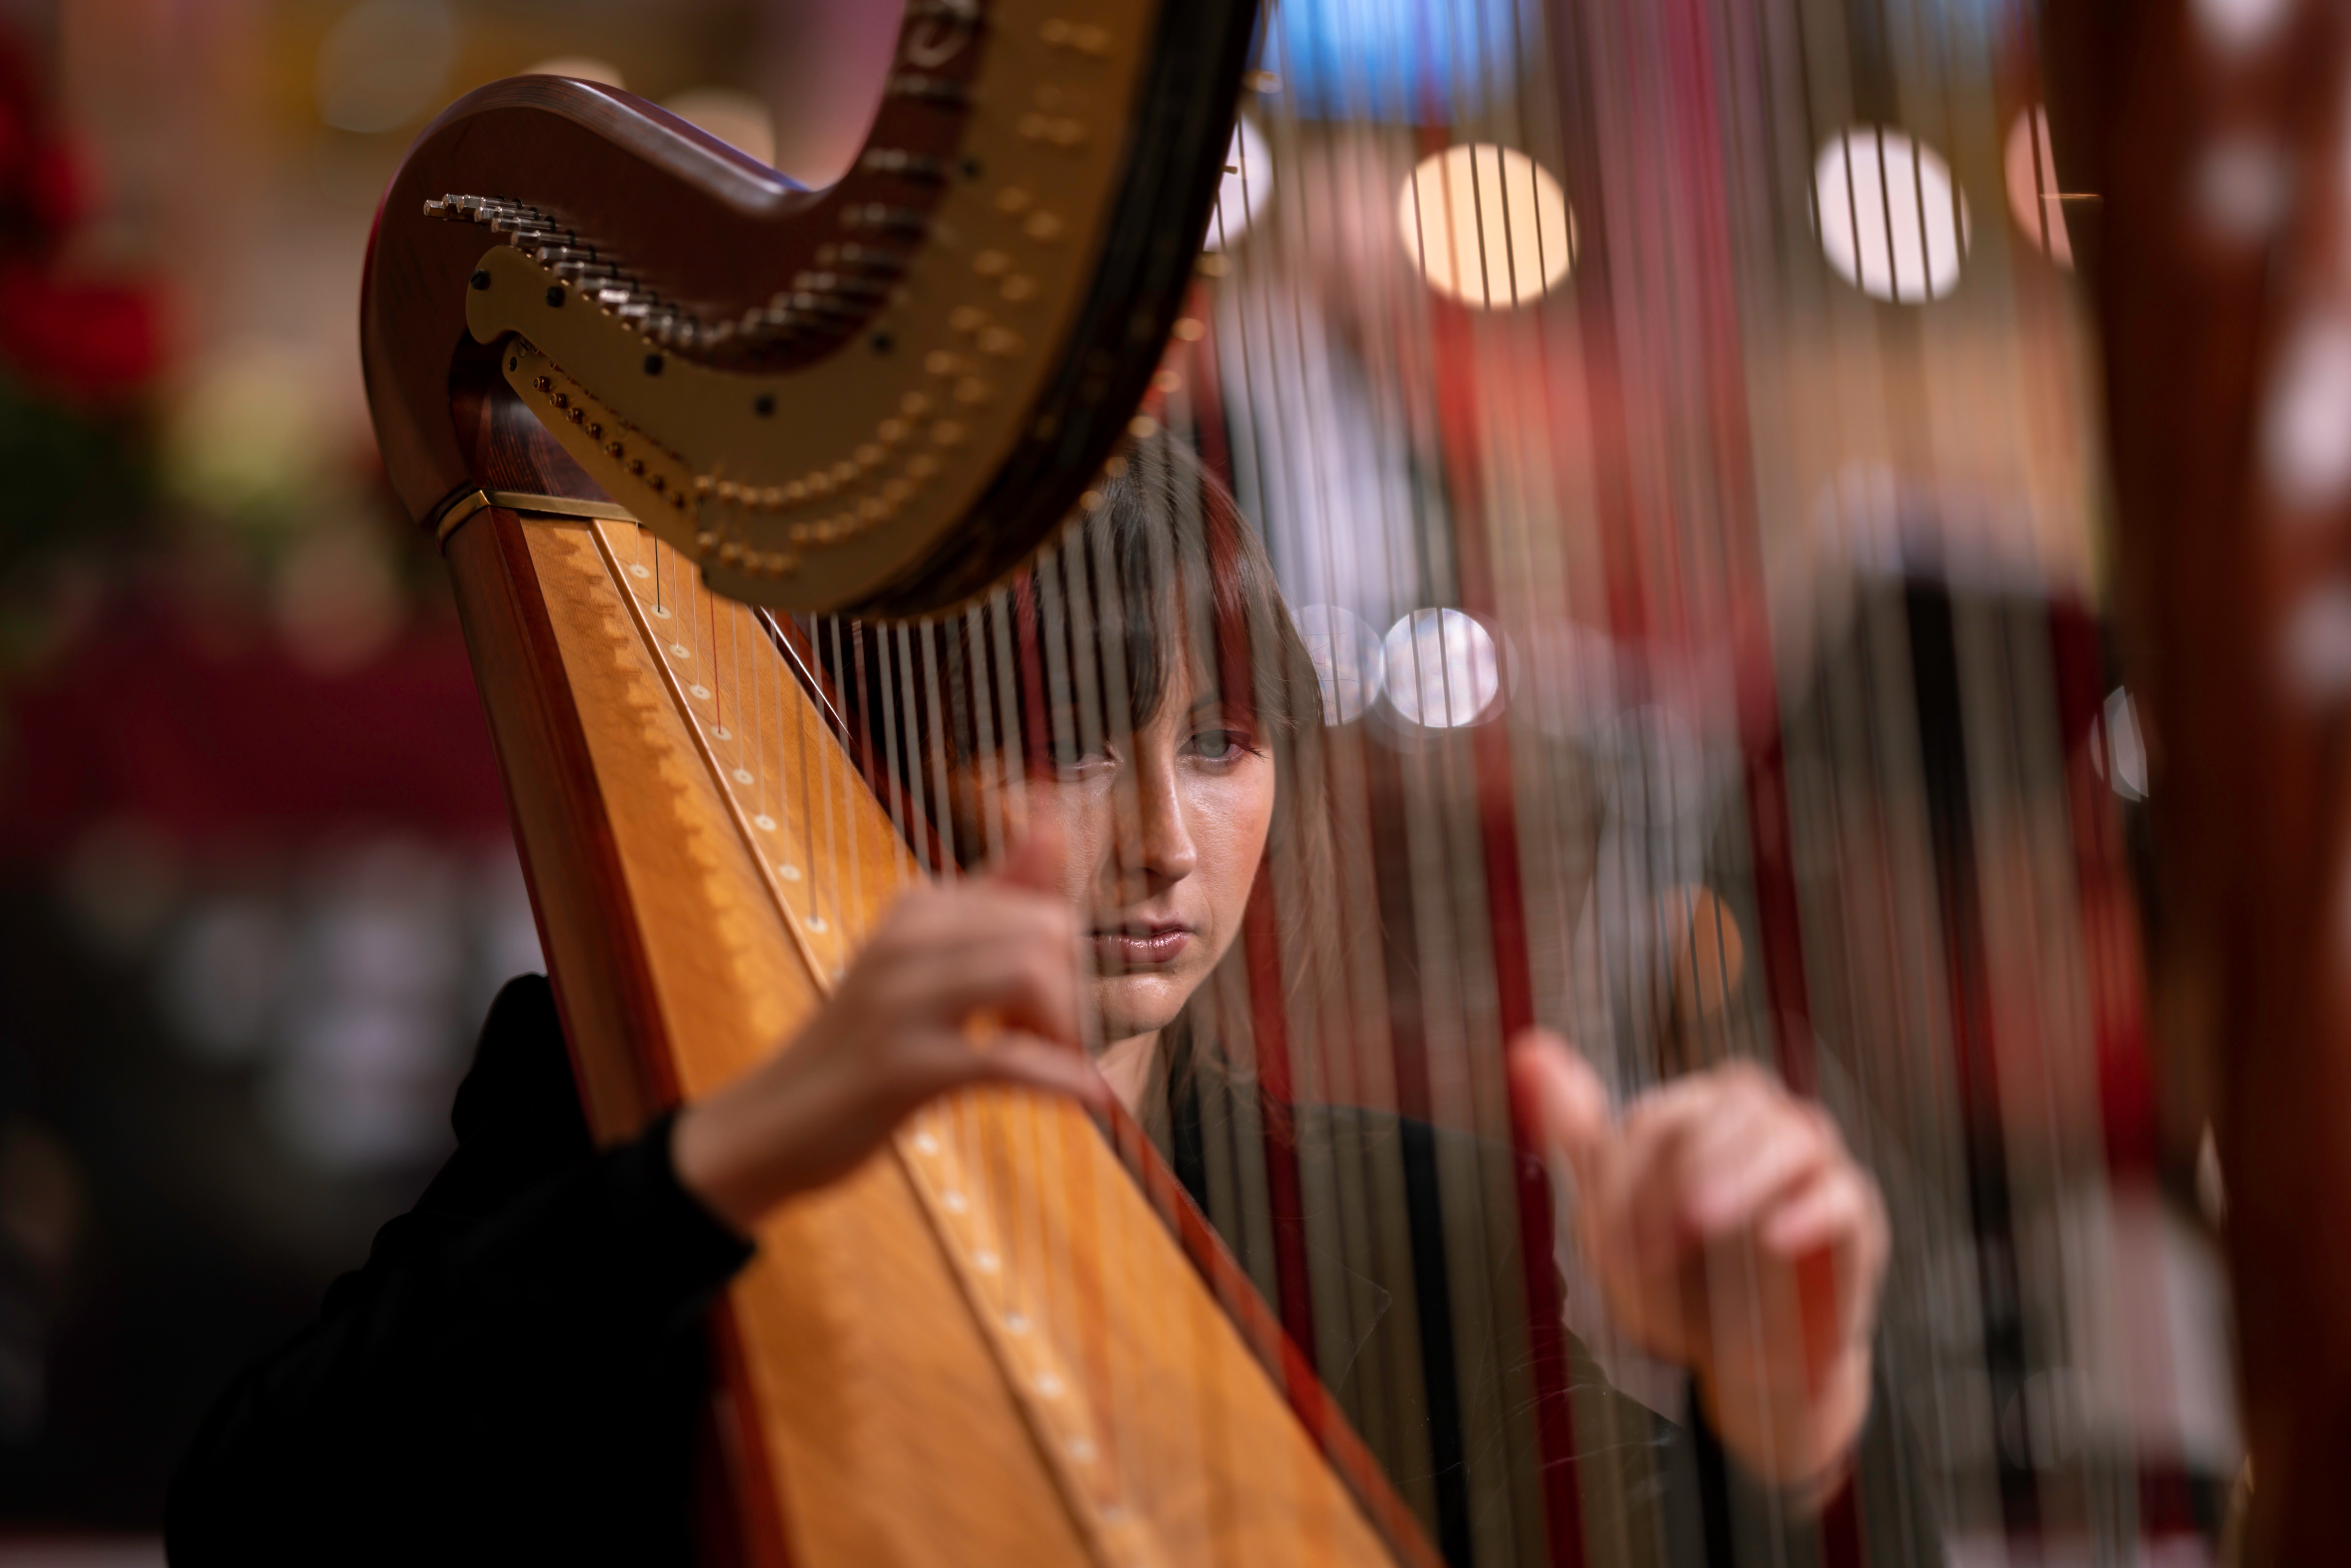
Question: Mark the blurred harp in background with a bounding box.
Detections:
[359,0,2340,1560]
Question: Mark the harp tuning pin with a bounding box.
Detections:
[859,147,946,185]
[841,202,930,239]
[834,243,907,277]
[883,72,970,109]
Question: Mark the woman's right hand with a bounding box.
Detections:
[673,821,1106,1235]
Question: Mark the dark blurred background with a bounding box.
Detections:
[0,1,773,1553]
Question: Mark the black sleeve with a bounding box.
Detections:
[165,975,755,1568]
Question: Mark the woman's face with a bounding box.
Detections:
[1006,654,1277,1048]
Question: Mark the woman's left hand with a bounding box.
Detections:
[1508,1029,1888,1500]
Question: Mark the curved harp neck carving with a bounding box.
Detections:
[366,0,1260,616]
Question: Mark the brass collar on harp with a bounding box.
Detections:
[432,487,638,546]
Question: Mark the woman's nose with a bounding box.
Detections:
[1119,757,1197,893]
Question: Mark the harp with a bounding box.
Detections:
[361,0,2335,1562]
[362,0,1425,1563]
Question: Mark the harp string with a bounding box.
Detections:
[1041,533,1134,1508]
[1074,514,1163,1523]
[822,614,858,946]
[1044,530,1116,1467]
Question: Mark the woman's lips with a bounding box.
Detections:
[1090,925,1193,969]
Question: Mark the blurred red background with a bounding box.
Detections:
[0,1,775,1547]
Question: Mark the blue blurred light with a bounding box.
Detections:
[1269,0,1525,122]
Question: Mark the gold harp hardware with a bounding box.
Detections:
[430,485,637,545]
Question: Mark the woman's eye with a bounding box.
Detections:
[1189,729,1249,762]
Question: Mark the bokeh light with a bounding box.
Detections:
[1382,608,1500,727]
[1398,144,1575,308]
[1815,127,1971,303]
[1204,115,1274,252]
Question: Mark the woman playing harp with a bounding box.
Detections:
[170,440,1916,1566]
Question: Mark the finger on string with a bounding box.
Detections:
[1613,1093,1741,1269]
[1674,1083,1778,1195]
[1759,1162,1880,1262]
[912,937,1082,1048]
[1686,1111,1834,1241]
